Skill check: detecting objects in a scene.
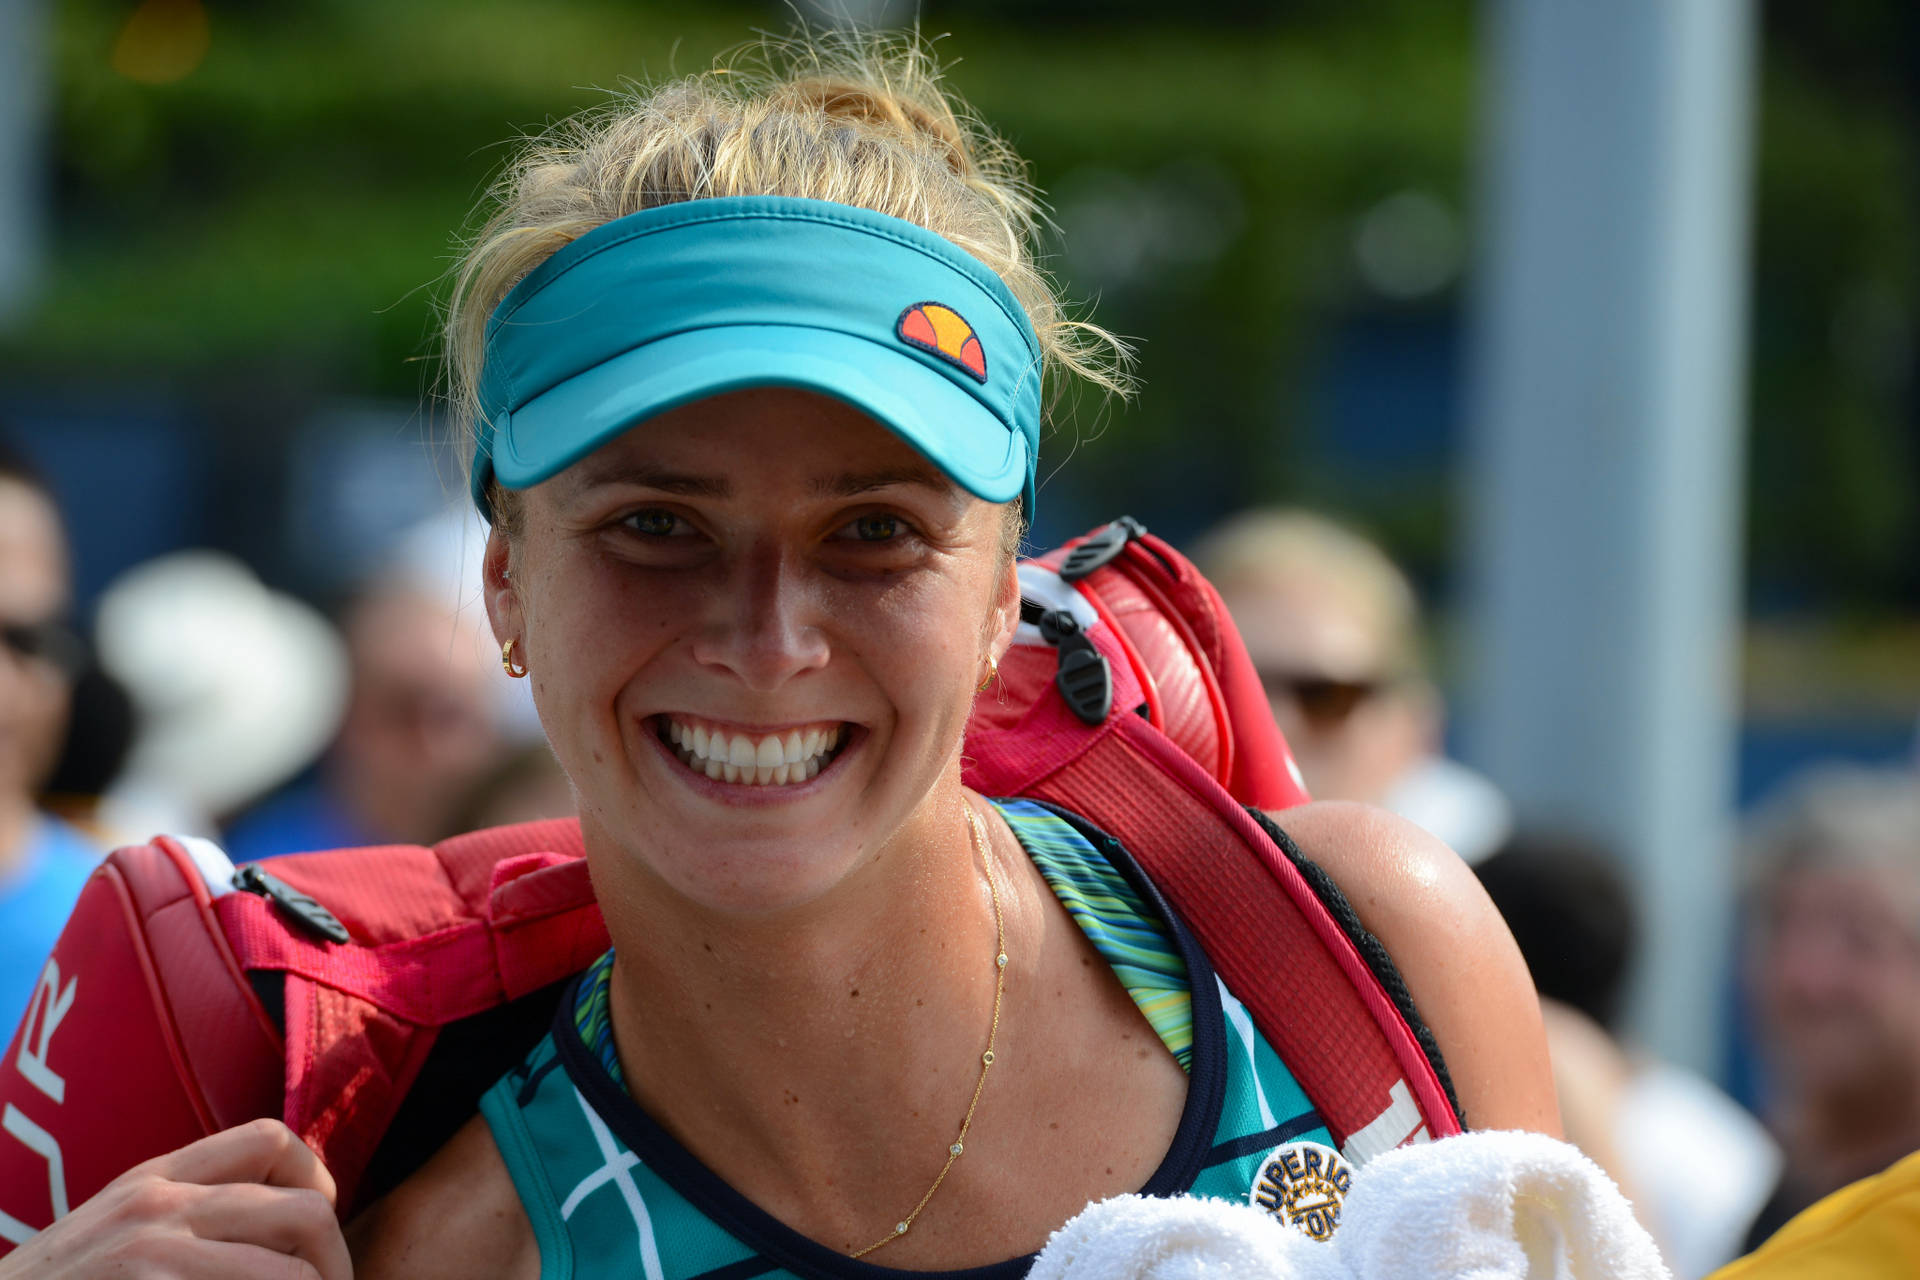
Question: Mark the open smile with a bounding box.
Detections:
[653,714,855,787]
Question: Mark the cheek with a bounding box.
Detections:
[520,553,677,751]
[838,573,980,703]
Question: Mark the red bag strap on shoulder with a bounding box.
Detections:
[1036,715,1461,1158]
[970,519,1463,1161]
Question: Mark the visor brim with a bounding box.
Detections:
[487,325,1031,509]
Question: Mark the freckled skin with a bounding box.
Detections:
[348,392,1556,1276]
[492,389,1008,917]
[351,392,1193,1273]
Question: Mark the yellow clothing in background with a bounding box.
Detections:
[1711,1148,1920,1279]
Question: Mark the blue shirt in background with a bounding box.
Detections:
[0,817,100,1037]
[222,781,373,864]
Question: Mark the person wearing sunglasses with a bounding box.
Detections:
[0,439,101,1036]
[1193,508,1511,864]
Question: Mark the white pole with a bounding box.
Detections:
[1465,0,1756,1070]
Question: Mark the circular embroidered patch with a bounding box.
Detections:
[1247,1140,1354,1242]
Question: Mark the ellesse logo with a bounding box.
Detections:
[896,302,988,383]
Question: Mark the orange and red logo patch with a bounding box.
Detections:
[897,302,987,383]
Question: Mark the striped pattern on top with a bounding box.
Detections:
[995,798,1193,1070]
[574,949,622,1085]
[571,797,1195,1089]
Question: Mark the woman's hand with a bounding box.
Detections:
[0,1118,351,1280]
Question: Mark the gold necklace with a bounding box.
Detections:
[848,805,1008,1259]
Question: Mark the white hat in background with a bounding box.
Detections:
[1381,755,1515,867]
[96,551,348,837]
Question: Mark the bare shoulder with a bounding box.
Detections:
[346,1110,540,1280]
[1267,800,1561,1137]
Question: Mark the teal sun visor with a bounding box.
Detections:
[471,196,1044,520]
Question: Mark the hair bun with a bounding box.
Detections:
[784,77,974,178]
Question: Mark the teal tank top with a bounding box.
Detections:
[480,799,1334,1279]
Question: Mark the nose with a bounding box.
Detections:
[688,541,831,692]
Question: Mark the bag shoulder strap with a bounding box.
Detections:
[969,526,1463,1161]
[214,820,603,1207]
[1243,807,1462,1129]
[1014,711,1462,1162]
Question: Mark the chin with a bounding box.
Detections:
[659,847,866,918]
[587,800,871,918]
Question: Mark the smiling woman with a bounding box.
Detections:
[486,388,1019,920]
[1,27,1557,1280]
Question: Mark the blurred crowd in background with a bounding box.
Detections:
[1,1,1919,1275]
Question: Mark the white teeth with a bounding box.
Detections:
[663,717,847,786]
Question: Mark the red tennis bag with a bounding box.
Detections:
[0,518,1459,1246]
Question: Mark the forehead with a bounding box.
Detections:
[541,388,956,503]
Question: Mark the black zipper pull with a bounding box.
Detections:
[1035,609,1113,725]
[232,864,351,944]
[1058,516,1147,582]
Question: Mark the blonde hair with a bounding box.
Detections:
[1190,508,1425,680]
[443,29,1130,517]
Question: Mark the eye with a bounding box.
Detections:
[624,508,688,538]
[835,513,906,543]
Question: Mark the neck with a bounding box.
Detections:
[586,785,1023,1242]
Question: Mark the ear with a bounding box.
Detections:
[988,554,1021,663]
[482,525,525,658]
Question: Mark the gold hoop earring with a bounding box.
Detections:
[501,638,529,679]
[977,654,998,692]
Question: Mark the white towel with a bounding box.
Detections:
[1338,1130,1669,1280]
[1028,1131,1671,1280]
[1027,1191,1345,1280]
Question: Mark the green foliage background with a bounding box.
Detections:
[8,0,1916,616]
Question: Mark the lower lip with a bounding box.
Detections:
[647,723,860,804]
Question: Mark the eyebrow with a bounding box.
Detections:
[564,460,731,499]
[561,459,952,502]
[810,464,952,499]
